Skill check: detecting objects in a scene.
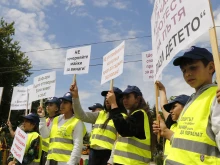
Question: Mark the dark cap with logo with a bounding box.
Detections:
[88,103,104,110]
[45,97,61,107]
[163,94,190,112]
[59,92,72,102]
[101,87,122,96]
[22,113,40,126]
[173,46,213,66]
[121,85,142,96]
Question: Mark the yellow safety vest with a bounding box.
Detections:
[113,109,151,165]
[164,123,177,159]
[47,116,86,162]
[42,118,49,152]
[25,132,42,163]
[165,86,220,165]
[90,111,124,150]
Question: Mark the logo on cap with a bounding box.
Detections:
[48,97,53,100]
[65,93,71,96]
[185,46,194,53]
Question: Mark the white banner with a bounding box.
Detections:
[11,127,27,163]
[101,41,125,84]
[0,87,3,104]
[32,71,56,101]
[142,50,154,81]
[10,87,28,110]
[64,45,91,75]
[151,0,214,81]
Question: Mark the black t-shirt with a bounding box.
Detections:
[165,114,176,129]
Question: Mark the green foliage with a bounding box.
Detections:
[0,18,32,125]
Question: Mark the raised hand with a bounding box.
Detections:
[70,82,79,99]
[37,106,45,117]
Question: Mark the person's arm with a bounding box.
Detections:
[67,121,84,165]
[111,111,146,139]
[7,120,15,137]
[156,81,170,120]
[21,135,41,165]
[211,97,220,151]
[39,117,51,138]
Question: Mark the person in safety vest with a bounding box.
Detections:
[153,46,220,165]
[70,81,127,165]
[106,85,155,165]
[156,81,190,159]
[38,97,61,165]
[7,113,42,165]
[38,92,86,165]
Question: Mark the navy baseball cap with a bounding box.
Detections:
[45,97,61,107]
[121,85,142,96]
[59,92,72,102]
[88,103,104,110]
[101,87,122,96]
[173,46,213,66]
[22,113,40,126]
[163,95,190,112]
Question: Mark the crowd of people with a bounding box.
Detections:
[2,46,220,165]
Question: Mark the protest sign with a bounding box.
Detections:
[151,0,214,81]
[101,41,125,84]
[0,87,3,104]
[11,127,27,163]
[10,87,29,110]
[64,45,91,75]
[32,71,56,101]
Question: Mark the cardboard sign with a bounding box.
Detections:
[64,45,91,75]
[32,71,56,101]
[101,41,125,84]
[151,0,214,81]
[142,50,154,81]
[10,87,29,110]
[0,87,3,104]
[11,127,27,163]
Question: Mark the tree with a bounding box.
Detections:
[0,18,32,126]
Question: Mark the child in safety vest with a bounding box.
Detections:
[106,85,155,165]
[153,46,220,165]
[70,82,127,165]
[7,113,42,165]
[156,81,190,159]
[37,97,61,165]
[38,92,86,165]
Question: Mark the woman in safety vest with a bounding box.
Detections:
[70,82,127,165]
[38,92,86,165]
[106,85,155,165]
[38,97,61,165]
[7,113,42,165]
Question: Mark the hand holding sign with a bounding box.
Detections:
[69,82,79,99]
[106,90,117,109]
[37,106,45,118]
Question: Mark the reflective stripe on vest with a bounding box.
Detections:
[114,109,151,165]
[25,132,42,163]
[165,86,220,165]
[90,111,126,150]
[164,123,177,158]
[42,118,50,152]
[47,116,86,162]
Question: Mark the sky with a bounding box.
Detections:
[0,0,220,132]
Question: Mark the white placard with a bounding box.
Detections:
[27,85,33,109]
[32,71,56,101]
[101,41,125,84]
[0,87,3,104]
[64,45,91,75]
[142,50,154,81]
[151,0,214,81]
[10,87,28,110]
[11,127,27,163]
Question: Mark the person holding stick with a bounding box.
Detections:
[38,92,86,165]
[156,81,190,159]
[106,85,155,165]
[37,97,61,165]
[153,46,220,164]
[7,113,42,165]
[70,82,127,165]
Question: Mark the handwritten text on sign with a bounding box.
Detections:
[33,71,56,101]
[101,41,125,84]
[142,51,154,81]
[11,127,27,163]
[64,45,91,75]
[10,87,29,110]
[151,0,213,81]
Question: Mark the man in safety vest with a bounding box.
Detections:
[153,46,220,165]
